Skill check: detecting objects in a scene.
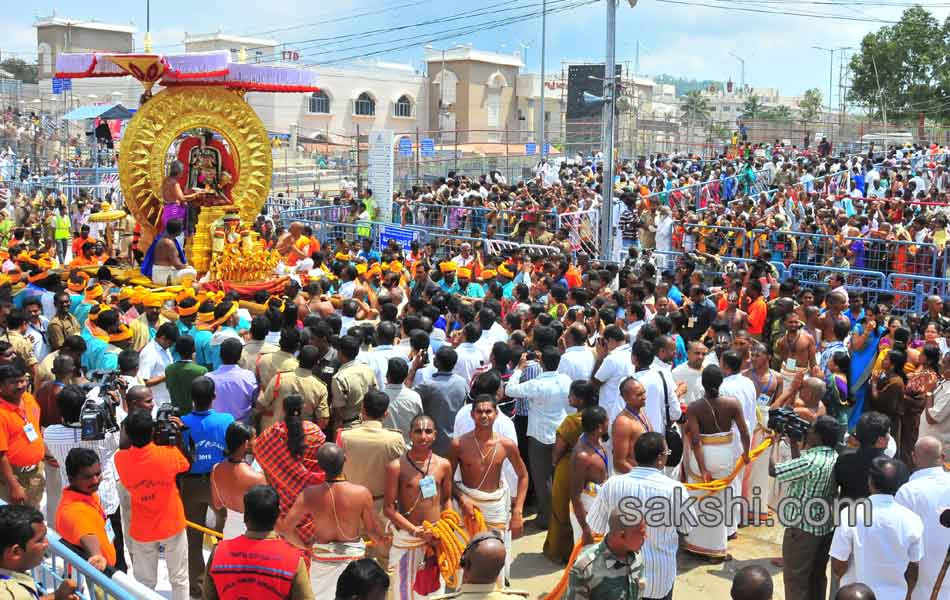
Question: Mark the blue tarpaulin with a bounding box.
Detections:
[62,103,134,121]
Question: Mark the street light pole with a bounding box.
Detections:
[599,0,618,261]
[728,51,746,92]
[812,46,834,132]
[539,0,547,161]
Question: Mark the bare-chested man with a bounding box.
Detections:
[773,312,816,390]
[385,414,453,599]
[718,292,750,333]
[682,365,751,561]
[279,443,383,599]
[819,289,850,349]
[612,377,652,474]
[448,394,528,583]
[151,219,195,285]
[775,370,827,423]
[569,406,610,545]
[741,342,783,522]
[210,422,266,539]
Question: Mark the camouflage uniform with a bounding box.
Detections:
[566,540,644,600]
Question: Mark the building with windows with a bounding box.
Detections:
[34,15,135,80]
[183,31,279,63]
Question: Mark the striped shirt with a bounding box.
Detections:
[43,425,121,515]
[774,445,838,536]
[587,467,694,598]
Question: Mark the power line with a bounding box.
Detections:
[655,0,899,22]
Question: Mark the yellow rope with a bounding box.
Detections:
[682,437,773,497]
[544,536,604,600]
[186,520,224,539]
[422,509,471,589]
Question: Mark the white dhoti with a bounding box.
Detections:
[151,264,197,285]
[390,529,445,600]
[682,431,738,559]
[569,483,601,545]
[222,508,244,540]
[455,480,511,583]
[769,439,792,511]
[309,540,366,600]
[780,363,805,392]
[742,406,771,524]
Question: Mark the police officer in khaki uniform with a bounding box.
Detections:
[4,310,38,386]
[432,531,529,600]
[339,388,405,561]
[257,345,329,431]
[256,328,300,390]
[331,335,376,430]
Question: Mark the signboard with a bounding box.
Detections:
[51,78,72,94]
[567,64,622,120]
[525,142,537,155]
[367,129,395,223]
[543,143,552,155]
[379,225,418,254]
[420,138,435,157]
[398,136,413,156]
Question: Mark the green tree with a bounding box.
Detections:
[680,90,712,145]
[740,95,764,119]
[762,105,794,120]
[798,88,823,122]
[0,59,38,84]
[848,6,950,120]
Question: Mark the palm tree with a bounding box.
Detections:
[741,94,764,119]
[680,90,712,149]
[764,105,794,121]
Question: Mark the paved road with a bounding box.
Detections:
[509,519,788,599]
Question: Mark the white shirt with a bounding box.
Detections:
[338,280,357,299]
[43,426,121,515]
[558,345,595,383]
[474,331,496,364]
[453,342,485,386]
[720,372,758,437]
[587,467,695,598]
[505,370,571,445]
[488,322,509,344]
[361,344,404,390]
[382,384,424,445]
[626,320,645,342]
[895,467,950,600]
[24,317,50,363]
[829,494,924,599]
[453,404,519,494]
[920,379,950,447]
[594,343,635,424]
[634,368,676,437]
[340,316,356,337]
[137,339,174,406]
[672,363,703,406]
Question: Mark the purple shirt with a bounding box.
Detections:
[206,364,258,421]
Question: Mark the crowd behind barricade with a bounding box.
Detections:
[1,140,950,600]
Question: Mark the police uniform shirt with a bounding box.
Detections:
[431,583,530,600]
[330,360,377,424]
[339,420,406,500]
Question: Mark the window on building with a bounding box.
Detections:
[254,50,264,64]
[355,92,375,116]
[544,111,551,123]
[309,90,330,114]
[394,95,412,118]
[434,70,458,106]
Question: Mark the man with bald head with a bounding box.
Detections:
[730,565,773,600]
[430,531,529,600]
[830,457,923,599]
[279,443,383,599]
[835,584,876,600]
[567,508,646,599]
[558,323,594,382]
[896,436,950,600]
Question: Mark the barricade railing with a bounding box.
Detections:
[0,499,163,600]
[886,273,950,300]
[558,209,600,256]
[677,224,749,258]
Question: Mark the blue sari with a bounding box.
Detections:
[140,232,186,278]
[848,322,883,430]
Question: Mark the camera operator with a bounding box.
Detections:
[114,408,191,599]
[43,384,124,571]
[179,376,233,597]
[768,415,840,600]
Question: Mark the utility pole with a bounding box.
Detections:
[539,0,547,161]
[599,0,618,261]
[729,51,746,93]
[812,46,834,133]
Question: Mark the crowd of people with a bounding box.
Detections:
[0,141,949,600]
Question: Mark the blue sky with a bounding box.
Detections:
[3,0,947,103]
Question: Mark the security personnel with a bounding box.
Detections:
[566,509,647,600]
[432,531,529,600]
[204,485,312,600]
[330,334,377,431]
[338,389,404,560]
[257,345,329,431]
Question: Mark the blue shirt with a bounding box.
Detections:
[181,409,234,474]
[190,327,214,369]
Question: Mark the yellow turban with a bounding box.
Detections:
[356,264,368,275]
[367,264,382,278]
[335,252,351,261]
[497,264,514,278]
[84,284,104,300]
[177,302,199,317]
[142,292,172,308]
[389,261,403,273]
[175,287,196,303]
[439,261,457,274]
[480,269,497,281]
[457,267,472,279]
[67,272,89,292]
[109,324,133,343]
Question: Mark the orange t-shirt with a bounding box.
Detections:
[114,443,189,542]
[0,393,44,468]
[748,296,767,335]
[55,488,117,566]
[285,235,312,267]
[68,256,96,268]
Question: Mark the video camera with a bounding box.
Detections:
[79,370,121,441]
[153,403,180,447]
[767,406,812,441]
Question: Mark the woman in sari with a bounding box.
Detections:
[543,381,597,564]
[902,344,940,464]
[869,349,908,457]
[848,308,886,430]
